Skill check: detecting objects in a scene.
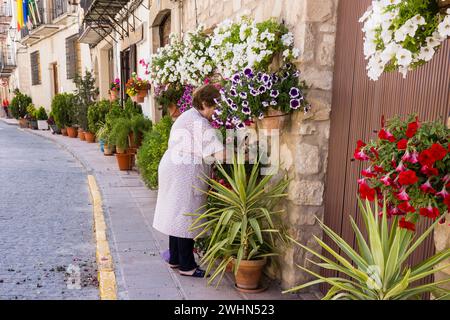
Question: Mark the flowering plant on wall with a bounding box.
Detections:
[125,72,150,97]
[176,25,215,86]
[211,64,309,130]
[360,0,450,81]
[109,78,120,92]
[149,34,184,86]
[355,115,449,232]
[177,84,195,113]
[208,17,300,79]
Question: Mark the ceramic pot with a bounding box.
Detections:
[234,258,266,291]
[78,130,86,141]
[116,153,133,171]
[61,127,68,136]
[18,118,29,129]
[104,144,115,156]
[257,108,289,131]
[84,131,96,143]
[67,127,78,138]
[167,103,181,120]
[110,90,119,102]
[37,120,49,130]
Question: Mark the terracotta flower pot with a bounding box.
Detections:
[257,108,289,131]
[67,127,78,138]
[84,131,96,143]
[61,128,68,136]
[78,130,86,141]
[18,118,29,129]
[116,153,133,171]
[168,103,181,120]
[104,144,115,156]
[234,258,266,291]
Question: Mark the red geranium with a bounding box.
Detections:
[399,217,416,232]
[397,139,408,150]
[406,118,420,138]
[430,143,447,162]
[398,170,418,186]
[419,150,436,167]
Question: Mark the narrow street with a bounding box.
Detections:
[0,122,98,300]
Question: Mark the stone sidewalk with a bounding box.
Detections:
[23,127,319,300]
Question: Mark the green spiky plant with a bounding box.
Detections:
[284,199,450,300]
[188,157,289,287]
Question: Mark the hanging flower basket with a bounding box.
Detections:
[167,103,181,120]
[126,72,150,104]
[257,108,289,131]
[109,90,119,102]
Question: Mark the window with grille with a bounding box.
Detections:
[66,34,80,79]
[30,51,41,86]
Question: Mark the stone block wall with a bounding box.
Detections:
[180,0,339,290]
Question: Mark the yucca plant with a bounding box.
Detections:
[284,199,450,300]
[189,157,289,286]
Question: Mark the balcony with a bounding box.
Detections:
[0,47,16,78]
[51,0,77,26]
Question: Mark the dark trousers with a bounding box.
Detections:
[169,236,197,272]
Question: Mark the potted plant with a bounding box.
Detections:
[26,104,38,130]
[36,107,49,130]
[51,93,76,137]
[189,157,289,291]
[214,65,309,131]
[97,124,115,156]
[73,71,99,141]
[9,89,32,128]
[86,100,110,144]
[110,117,134,170]
[109,78,121,101]
[136,116,173,189]
[129,114,152,149]
[126,72,150,103]
[285,198,450,300]
[154,84,184,119]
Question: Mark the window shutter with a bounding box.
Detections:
[30,51,41,86]
[66,34,80,79]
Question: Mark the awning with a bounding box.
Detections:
[79,0,146,46]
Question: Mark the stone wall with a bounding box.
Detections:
[181,0,339,290]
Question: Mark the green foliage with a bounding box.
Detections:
[130,114,152,143]
[284,199,450,300]
[109,117,132,150]
[9,90,32,119]
[35,107,48,121]
[188,158,289,286]
[88,99,111,134]
[136,116,173,189]
[155,84,184,110]
[124,97,143,118]
[51,93,76,128]
[26,104,37,120]
[73,70,99,130]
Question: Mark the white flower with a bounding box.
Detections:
[394,26,408,42]
[418,46,435,62]
[281,32,294,46]
[396,48,413,67]
[438,15,450,38]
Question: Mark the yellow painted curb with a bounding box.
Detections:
[88,175,117,300]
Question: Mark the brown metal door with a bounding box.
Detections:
[323,0,450,292]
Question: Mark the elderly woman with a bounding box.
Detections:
[153,84,225,277]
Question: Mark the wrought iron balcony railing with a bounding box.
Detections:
[0,47,17,71]
[52,0,69,20]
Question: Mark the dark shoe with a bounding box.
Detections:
[168,264,180,269]
[179,268,208,278]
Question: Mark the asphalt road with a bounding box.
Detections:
[0,122,98,300]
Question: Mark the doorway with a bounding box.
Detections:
[51,63,59,96]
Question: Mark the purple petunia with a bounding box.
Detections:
[231,103,238,111]
[262,101,269,108]
[262,74,271,84]
[236,122,246,130]
[242,107,251,115]
[244,67,254,78]
[230,88,238,97]
[289,87,300,99]
[290,99,301,110]
[239,92,248,99]
[250,89,259,97]
[258,112,264,120]
[270,100,277,106]
[258,85,267,94]
[232,73,241,84]
[226,98,233,106]
[242,100,249,108]
[270,90,279,98]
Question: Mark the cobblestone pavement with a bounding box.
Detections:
[0,122,98,300]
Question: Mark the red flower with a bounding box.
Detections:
[429,143,447,162]
[380,175,392,186]
[359,180,376,201]
[399,217,416,232]
[374,165,385,173]
[361,168,377,178]
[406,118,420,138]
[398,170,418,186]
[397,139,408,150]
[420,180,436,194]
[419,150,436,167]
[370,147,379,160]
[378,128,396,142]
[419,206,440,220]
[354,140,369,161]
[398,201,416,213]
[437,187,449,199]
[402,151,419,164]
[420,165,439,177]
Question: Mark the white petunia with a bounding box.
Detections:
[418,46,435,62]
[438,16,450,38]
[396,48,413,67]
